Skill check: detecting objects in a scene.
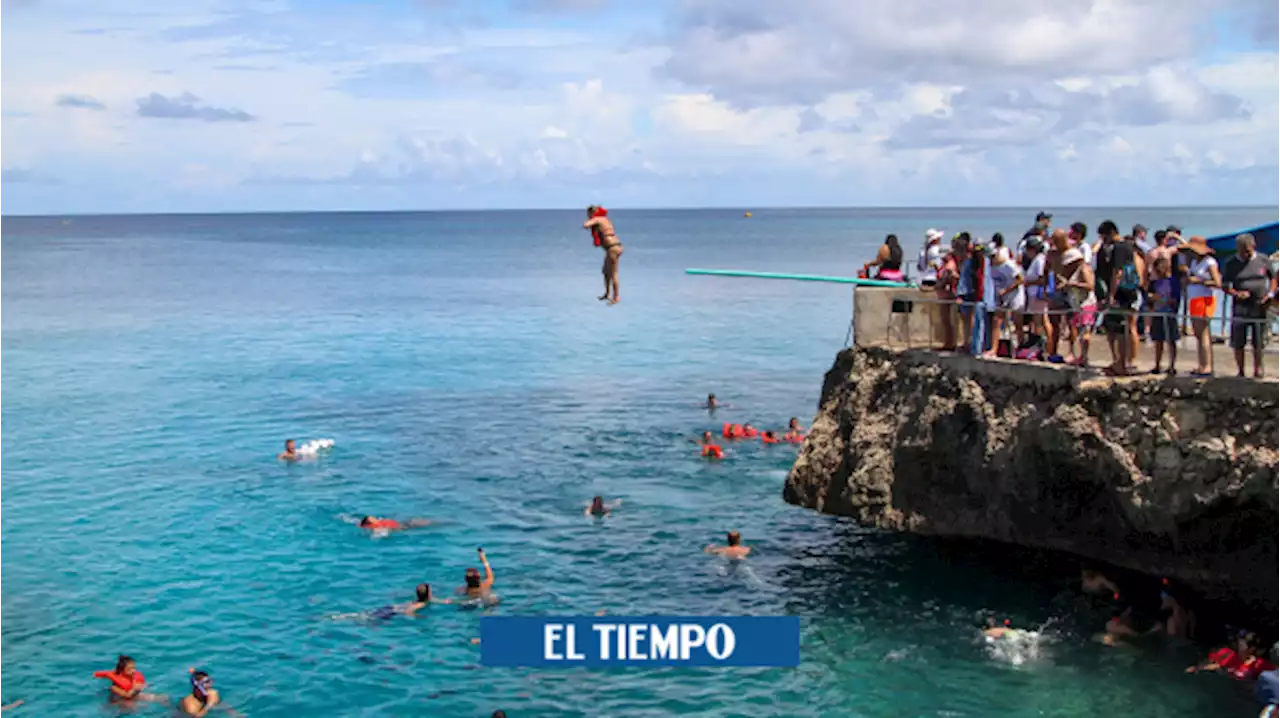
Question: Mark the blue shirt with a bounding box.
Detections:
[1256,670,1278,708]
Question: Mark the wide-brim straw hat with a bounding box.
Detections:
[1185,236,1214,256]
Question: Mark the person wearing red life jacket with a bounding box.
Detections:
[358,515,432,532]
[584,205,623,305]
[94,655,165,704]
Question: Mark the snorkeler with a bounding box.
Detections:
[584,205,622,304]
[178,669,223,717]
[705,531,751,559]
[277,439,298,461]
[458,548,498,601]
[584,496,622,517]
[357,515,432,532]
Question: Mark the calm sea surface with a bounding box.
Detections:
[3,208,1274,717]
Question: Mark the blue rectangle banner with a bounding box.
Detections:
[479,616,800,667]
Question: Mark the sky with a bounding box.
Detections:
[1,0,1278,214]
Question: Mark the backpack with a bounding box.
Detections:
[1118,261,1141,293]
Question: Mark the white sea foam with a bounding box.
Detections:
[984,629,1049,666]
[297,438,335,456]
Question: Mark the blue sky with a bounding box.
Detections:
[2,0,1277,214]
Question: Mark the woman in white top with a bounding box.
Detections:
[985,247,1026,357]
[1022,238,1049,341]
[1184,236,1221,376]
[917,228,946,289]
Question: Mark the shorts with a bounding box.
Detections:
[1149,314,1178,343]
[1026,298,1048,315]
[958,294,981,318]
[1072,306,1097,330]
[1189,296,1216,319]
[997,293,1025,313]
[1231,303,1269,350]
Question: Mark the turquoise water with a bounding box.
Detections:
[3,208,1273,717]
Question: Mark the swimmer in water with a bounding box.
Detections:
[277,439,298,461]
[1,701,23,712]
[1081,567,1121,598]
[983,617,1014,639]
[371,583,453,620]
[788,417,805,434]
[741,423,758,438]
[705,531,752,559]
[357,515,432,532]
[762,430,780,443]
[458,548,497,601]
[178,670,220,717]
[584,496,622,517]
[705,394,719,410]
[96,655,166,704]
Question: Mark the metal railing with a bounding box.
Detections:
[850,287,1275,376]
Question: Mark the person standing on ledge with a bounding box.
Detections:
[1222,233,1276,379]
[585,205,623,305]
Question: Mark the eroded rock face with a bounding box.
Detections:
[785,346,1280,614]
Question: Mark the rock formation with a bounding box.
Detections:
[784,346,1279,615]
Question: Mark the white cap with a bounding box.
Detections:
[925,228,943,242]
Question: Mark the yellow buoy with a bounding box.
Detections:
[744,211,752,218]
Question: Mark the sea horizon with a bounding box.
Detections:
[3,203,1277,221]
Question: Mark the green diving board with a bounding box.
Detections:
[685,268,912,288]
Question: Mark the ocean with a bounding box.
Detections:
[2,207,1274,717]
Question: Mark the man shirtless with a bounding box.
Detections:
[277,439,298,461]
[584,205,623,304]
[458,548,499,603]
[705,531,751,559]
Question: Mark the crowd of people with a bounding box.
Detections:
[865,212,1279,378]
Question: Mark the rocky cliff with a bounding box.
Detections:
[784,346,1279,614]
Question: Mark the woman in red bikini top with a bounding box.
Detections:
[585,206,623,305]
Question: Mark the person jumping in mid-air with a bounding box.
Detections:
[585,205,623,304]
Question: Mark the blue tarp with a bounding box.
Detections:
[1206,221,1278,256]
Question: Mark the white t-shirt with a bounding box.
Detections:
[1081,242,1095,268]
[1187,256,1219,300]
[991,261,1025,309]
[1023,253,1047,300]
[917,243,945,282]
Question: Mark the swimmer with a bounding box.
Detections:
[698,431,725,459]
[705,531,751,559]
[277,439,298,461]
[705,393,718,410]
[788,417,805,434]
[458,548,497,601]
[983,617,1014,640]
[370,583,453,620]
[741,423,759,438]
[761,430,780,444]
[357,515,432,532]
[1080,567,1121,598]
[1187,630,1271,679]
[94,655,166,703]
[1,701,22,711]
[584,496,622,517]
[179,669,222,717]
